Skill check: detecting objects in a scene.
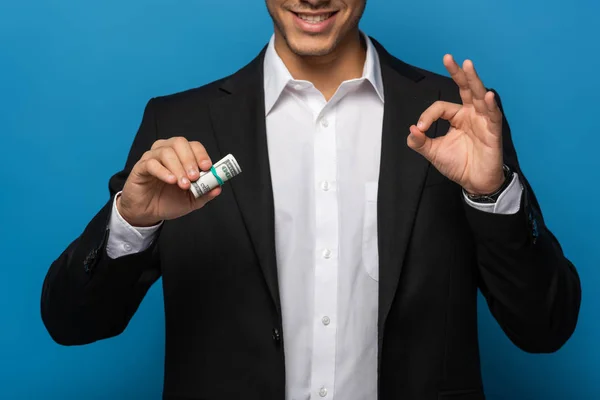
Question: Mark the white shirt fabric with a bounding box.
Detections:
[106,34,523,400]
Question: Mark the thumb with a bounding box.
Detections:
[407,125,434,161]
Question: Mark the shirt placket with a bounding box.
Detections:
[311,100,338,399]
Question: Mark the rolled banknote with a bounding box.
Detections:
[189,154,242,199]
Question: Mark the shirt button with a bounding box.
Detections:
[320,118,329,128]
[319,387,328,397]
[123,243,132,251]
[322,316,331,326]
[321,181,330,191]
[322,249,332,259]
[294,83,303,90]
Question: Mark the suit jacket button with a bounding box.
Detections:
[83,249,98,273]
[272,328,281,344]
[528,211,539,244]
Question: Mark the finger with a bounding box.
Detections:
[171,137,201,181]
[191,186,222,210]
[151,139,167,150]
[463,60,488,114]
[417,101,462,132]
[407,125,435,162]
[156,147,190,189]
[444,54,472,105]
[189,142,212,172]
[485,91,503,124]
[142,158,178,184]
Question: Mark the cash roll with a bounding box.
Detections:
[189,154,242,199]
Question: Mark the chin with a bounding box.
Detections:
[286,36,339,57]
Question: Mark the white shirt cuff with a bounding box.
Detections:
[463,173,523,215]
[106,192,162,259]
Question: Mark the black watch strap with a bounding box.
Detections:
[465,165,515,204]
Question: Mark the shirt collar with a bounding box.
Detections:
[263,32,385,115]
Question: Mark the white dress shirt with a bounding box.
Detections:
[106,34,523,400]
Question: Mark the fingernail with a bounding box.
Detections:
[200,160,211,170]
[181,177,189,185]
[188,169,198,177]
[168,174,176,181]
[417,121,424,129]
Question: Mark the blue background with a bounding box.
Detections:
[1,0,598,398]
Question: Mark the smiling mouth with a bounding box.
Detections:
[293,11,338,24]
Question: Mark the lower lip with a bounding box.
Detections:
[292,12,338,34]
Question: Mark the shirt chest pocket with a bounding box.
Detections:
[362,182,379,281]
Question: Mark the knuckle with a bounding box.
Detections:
[146,158,159,169]
[151,139,165,150]
[140,150,153,161]
[173,136,188,146]
[133,158,146,172]
[161,147,177,161]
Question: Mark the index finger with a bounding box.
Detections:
[416,100,462,132]
[444,54,472,105]
[171,137,202,180]
[189,142,212,172]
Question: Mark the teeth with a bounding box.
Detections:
[297,13,332,23]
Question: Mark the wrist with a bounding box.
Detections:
[465,165,514,203]
[116,194,161,228]
[466,170,505,196]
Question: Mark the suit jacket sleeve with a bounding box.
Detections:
[465,90,581,353]
[41,99,163,346]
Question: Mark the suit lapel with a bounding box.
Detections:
[208,49,282,314]
[375,44,441,340]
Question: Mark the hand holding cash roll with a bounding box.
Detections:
[117,137,240,227]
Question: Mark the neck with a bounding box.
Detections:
[274,30,366,100]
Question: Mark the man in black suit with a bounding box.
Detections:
[41,0,581,399]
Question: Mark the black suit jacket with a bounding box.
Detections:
[41,39,581,400]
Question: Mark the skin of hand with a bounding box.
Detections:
[117,137,221,227]
[407,55,506,196]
